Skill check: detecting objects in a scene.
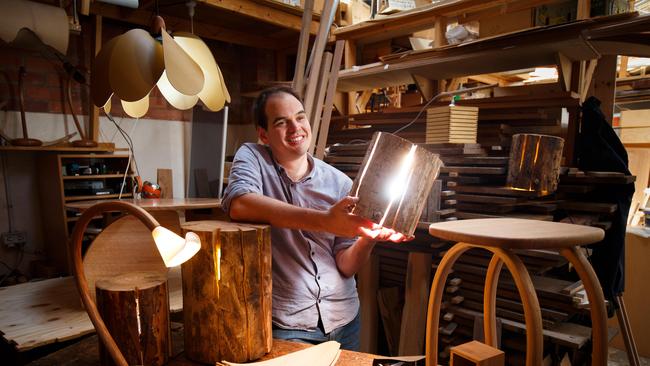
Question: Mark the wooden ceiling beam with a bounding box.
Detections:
[199,0,321,35]
[90,2,283,50]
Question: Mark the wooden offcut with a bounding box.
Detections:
[181,220,272,364]
[450,340,504,366]
[95,272,170,366]
[426,105,479,144]
[506,134,564,196]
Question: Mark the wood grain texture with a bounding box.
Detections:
[180,221,272,364]
[506,134,564,195]
[428,218,604,249]
[95,272,170,366]
[350,132,442,236]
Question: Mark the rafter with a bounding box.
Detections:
[199,0,321,35]
[90,2,282,49]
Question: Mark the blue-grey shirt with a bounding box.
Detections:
[221,143,359,334]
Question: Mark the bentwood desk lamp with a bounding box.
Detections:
[70,201,201,366]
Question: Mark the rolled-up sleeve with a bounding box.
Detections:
[222,145,263,215]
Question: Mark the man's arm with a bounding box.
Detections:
[229,193,377,238]
[334,237,376,278]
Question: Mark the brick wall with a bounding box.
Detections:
[0,17,249,123]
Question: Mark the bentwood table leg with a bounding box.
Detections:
[425,243,473,366]
[560,247,608,366]
[484,254,504,347]
[426,243,544,366]
[482,247,544,366]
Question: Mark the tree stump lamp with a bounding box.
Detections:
[70,201,201,366]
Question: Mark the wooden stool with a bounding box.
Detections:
[426,218,606,366]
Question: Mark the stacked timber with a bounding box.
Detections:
[426,106,478,144]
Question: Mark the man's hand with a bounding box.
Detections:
[326,196,413,243]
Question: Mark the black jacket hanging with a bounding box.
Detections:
[576,96,635,309]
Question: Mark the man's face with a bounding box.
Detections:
[258,93,312,161]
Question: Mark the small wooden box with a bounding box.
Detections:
[425,105,478,144]
[450,341,504,366]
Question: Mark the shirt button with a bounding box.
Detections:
[311,251,315,256]
[318,299,322,304]
[317,276,321,280]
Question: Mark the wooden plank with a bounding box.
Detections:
[358,253,379,353]
[89,15,101,143]
[309,51,333,153]
[377,287,402,355]
[292,0,315,95]
[441,166,506,175]
[157,168,173,199]
[398,252,431,356]
[316,40,346,159]
[303,0,338,118]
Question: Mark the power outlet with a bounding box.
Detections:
[2,231,27,248]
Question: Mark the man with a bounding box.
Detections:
[222,87,409,351]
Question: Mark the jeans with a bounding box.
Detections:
[272,311,361,351]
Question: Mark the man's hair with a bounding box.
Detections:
[253,86,303,130]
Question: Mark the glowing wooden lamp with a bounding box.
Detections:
[351,132,443,236]
[506,134,564,196]
[70,201,200,366]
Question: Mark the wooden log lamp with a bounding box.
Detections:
[70,201,201,366]
[351,132,443,236]
[506,134,564,196]
[180,220,273,364]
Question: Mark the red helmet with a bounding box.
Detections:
[141,181,161,199]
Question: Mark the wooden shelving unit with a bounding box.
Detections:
[36,153,133,274]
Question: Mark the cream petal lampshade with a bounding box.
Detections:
[109,29,164,102]
[121,95,150,119]
[151,226,201,268]
[172,32,228,111]
[157,70,199,110]
[91,17,229,118]
[161,29,204,96]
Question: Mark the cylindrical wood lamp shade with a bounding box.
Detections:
[95,272,170,366]
[506,134,564,196]
[350,132,443,236]
[180,221,272,364]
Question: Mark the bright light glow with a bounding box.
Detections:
[151,227,201,267]
[387,145,417,200]
[380,145,417,226]
[524,67,558,83]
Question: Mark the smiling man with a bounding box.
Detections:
[222,86,408,350]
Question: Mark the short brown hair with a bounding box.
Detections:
[253,86,303,130]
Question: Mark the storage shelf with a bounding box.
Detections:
[62,174,128,180]
[65,193,133,202]
[0,143,117,152]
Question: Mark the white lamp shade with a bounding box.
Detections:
[151,226,201,267]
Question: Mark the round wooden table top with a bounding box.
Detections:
[65,198,221,212]
[429,218,605,249]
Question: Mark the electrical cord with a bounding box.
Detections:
[104,111,141,179]
[104,112,142,198]
[392,83,498,136]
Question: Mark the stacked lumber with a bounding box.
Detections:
[326,90,572,148]
[555,170,636,230]
[425,106,478,144]
[438,154,559,221]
